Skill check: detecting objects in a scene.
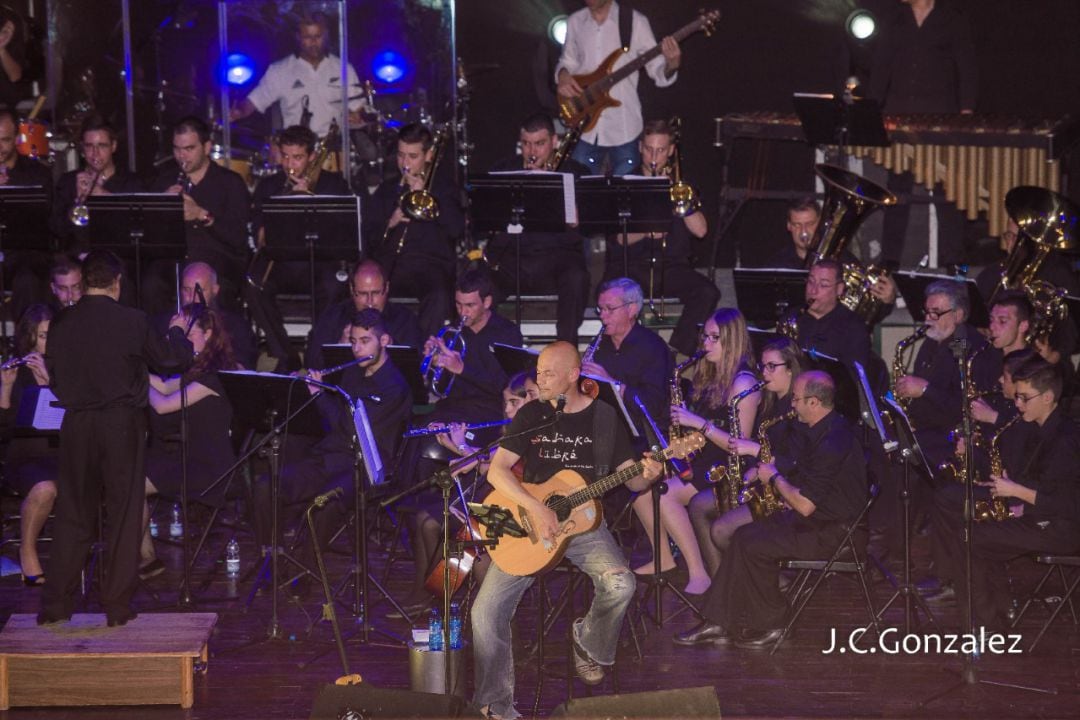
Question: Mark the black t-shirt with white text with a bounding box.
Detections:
[500,399,635,487]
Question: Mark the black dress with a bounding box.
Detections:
[684,369,758,492]
[145,372,236,505]
[0,366,58,497]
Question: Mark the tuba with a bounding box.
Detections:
[994,186,1079,343]
[805,164,898,322]
[740,409,797,521]
[421,317,466,399]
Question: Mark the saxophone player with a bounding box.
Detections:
[247,125,352,372]
[485,113,590,343]
[601,119,720,356]
[675,371,868,650]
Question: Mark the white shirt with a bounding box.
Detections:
[246,53,363,137]
[555,2,677,147]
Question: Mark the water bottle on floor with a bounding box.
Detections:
[428,608,443,651]
[449,602,462,649]
[225,538,241,576]
[169,503,183,538]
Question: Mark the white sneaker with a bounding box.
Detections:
[572,637,605,686]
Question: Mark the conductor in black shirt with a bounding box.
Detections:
[675,371,868,649]
[39,250,194,626]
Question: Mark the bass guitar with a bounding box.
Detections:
[481,432,705,576]
[557,9,721,134]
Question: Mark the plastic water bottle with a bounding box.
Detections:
[148,516,159,538]
[428,608,443,651]
[169,503,183,538]
[449,602,463,650]
[225,538,241,576]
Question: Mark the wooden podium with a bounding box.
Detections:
[0,613,217,710]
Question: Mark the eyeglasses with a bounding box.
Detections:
[923,307,955,321]
[351,287,387,299]
[759,361,789,372]
[595,301,632,315]
[1014,390,1046,405]
[790,395,807,404]
[699,332,721,343]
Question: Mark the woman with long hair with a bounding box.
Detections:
[1,305,55,585]
[634,307,760,593]
[139,304,241,578]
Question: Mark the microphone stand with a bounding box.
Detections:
[919,337,1053,706]
[380,396,567,695]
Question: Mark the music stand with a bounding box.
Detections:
[792,92,889,166]
[491,342,539,377]
[86,193,186,307]
[576,176,671,278]
[386,345,427,405]
[803,348,861,423]
[263,195,362,324]
[1065,295,1080,335]
[214,370,326,646]
[894,270,990,328]
[733,268,808,328]
[469,172,574,327]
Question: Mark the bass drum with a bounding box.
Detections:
[17,119,50,159]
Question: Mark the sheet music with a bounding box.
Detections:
[582,373,640,438]
[32,388,64,431]
[352,400,385,486]
[853,361,897,453]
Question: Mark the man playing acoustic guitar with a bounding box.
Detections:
[471,341,665,719]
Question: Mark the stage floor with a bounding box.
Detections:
[2,507,1079,719]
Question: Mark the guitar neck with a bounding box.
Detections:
[594,17,705,94]
[565,448,675,507]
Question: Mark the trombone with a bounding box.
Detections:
[385,126,448,256]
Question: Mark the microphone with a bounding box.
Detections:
[312,487,344,508]
[555,394,567,414]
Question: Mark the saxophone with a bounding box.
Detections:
[974,414,1021,522]
[740,409,797,521]
[579,326,604,397]
[706,380,767,512]
[670,350,705,457]
[891,325,928,412]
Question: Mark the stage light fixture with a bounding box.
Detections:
[548,15,568,45]
[224,53,255,86]
[846,10,877,41]
[373,50,408,84]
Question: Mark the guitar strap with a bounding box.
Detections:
[618,2,634,52]
[591,398,617,480]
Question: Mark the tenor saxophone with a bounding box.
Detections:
[974,414,1021,522]
[741,409,797,521]
[706,380,766,512]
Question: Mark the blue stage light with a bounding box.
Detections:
[224,53,255,86]
[373,50,408,84]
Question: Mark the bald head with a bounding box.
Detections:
[182,261,219,306]
[350,259,389,311]
[793,370,835,425]
[536,341,582,403]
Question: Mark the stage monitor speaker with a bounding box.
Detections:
[309,684,481,719]
[550,686,721,718]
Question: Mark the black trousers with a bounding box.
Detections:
[252,454,350,548]
[488,242,589,343]
[929,481,994,585]
[379,252,452,340]
[41,408,147,619]
[603,257,720,357]
[870,459,935,560]
[700,511,845,633]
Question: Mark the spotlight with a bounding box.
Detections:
[373,50,408,84]
[548,15,568,45]
[846,10,877,41]
[224,53,255,86]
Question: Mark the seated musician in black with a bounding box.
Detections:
[147,116,250,315]
[791,259,873,372]
[252,308,411,594]
[139,305,241,579]
[601,119,720,356]
[487,112,590,344]
[0,305,56,585]
[306,259,421,371]
[362,123,463,338]
[247,124,353,371]
[968,291,1032,429]
[48,257,84,311]
[967,357,1080,628]
[50,114,143,254]
[675,370,868,649]
[0,108,56,320]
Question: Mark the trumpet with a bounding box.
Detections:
[68,168,102,226]
[421,317,466,399]
[403,418,511,438]
[176,168,194,194]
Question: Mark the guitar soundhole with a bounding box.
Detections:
[545,495,572,523]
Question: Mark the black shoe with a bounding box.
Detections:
[734,627,784,650]
[107,608,138,627]
[924,584,956,604]
[673,622,730,647]
[36,611,69,626]
[138,558,166,581]
[916,577,942,596]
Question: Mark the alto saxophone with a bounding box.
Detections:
[670,350,705,456]
[974,414,1021,522]
[938,343,992,482]
[741,409,797,521]
[891,325,928,412]
[706,380,767,512]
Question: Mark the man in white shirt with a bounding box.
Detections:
[229,13,364,137]
[555,0,681,175]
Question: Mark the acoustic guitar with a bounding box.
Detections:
[481,432,705,576]
[557,9,722,134]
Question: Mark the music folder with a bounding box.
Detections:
[491,342,539,377]
[86,193,186,257]
[262,195,362,261]
[733,268,808,328]
[893,270,989,328]
[352,400,385,487]
[471,171,576,232]
[15,386,64,433]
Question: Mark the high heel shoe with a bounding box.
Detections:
[21,573,46,587]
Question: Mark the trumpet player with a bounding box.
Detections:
[602,119,719,357]
[485,113,590,343]
[247,125,351,371]
[48,257,83,310]
[364,123,462,338]
[51,115,142,254]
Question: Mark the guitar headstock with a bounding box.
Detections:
[667,431,707,460]
[699,9,722,36]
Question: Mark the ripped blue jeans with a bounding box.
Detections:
[471,525,636,719]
